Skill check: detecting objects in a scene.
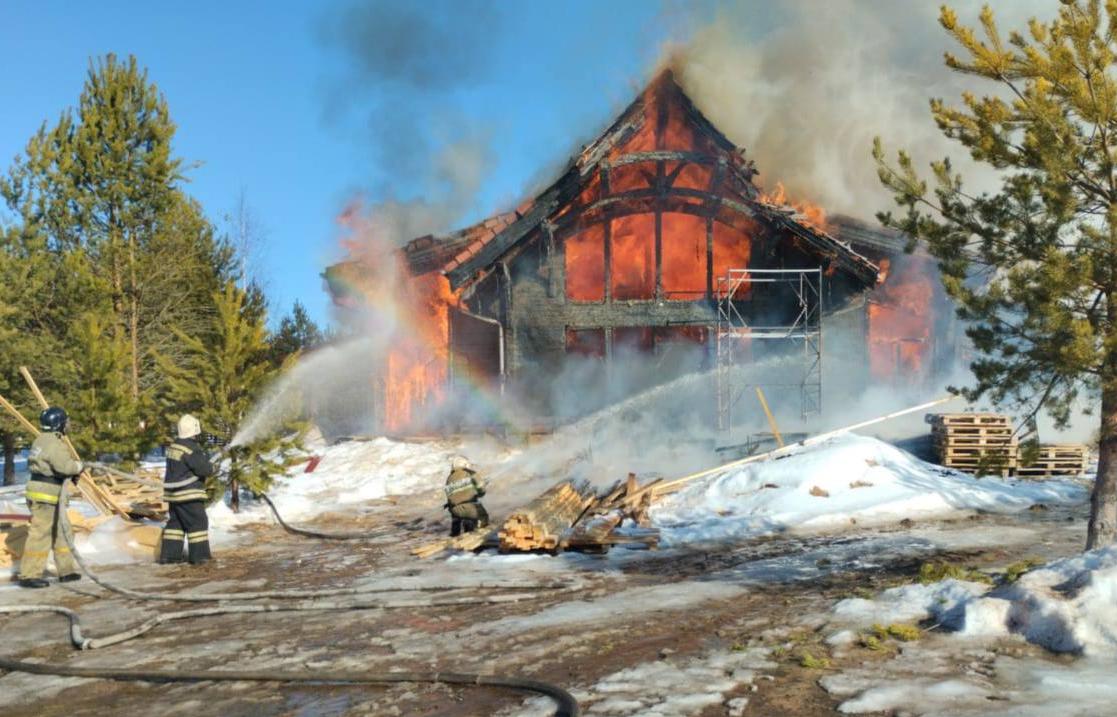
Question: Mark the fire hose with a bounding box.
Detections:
[55,482,579,605]
[0,481,582,715]
[92,462,388,541]
[0,650,578,717]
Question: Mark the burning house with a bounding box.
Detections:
[324,70,955,433]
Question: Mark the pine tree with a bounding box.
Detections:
[0,54,234,459]
[157,282,299,499]
[63,312,139,459]
[269,300,324,366]
[874,1,1117,548]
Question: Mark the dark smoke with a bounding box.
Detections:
[319,0,503,242]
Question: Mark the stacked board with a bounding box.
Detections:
[928,413,1018,476]
[1016,444,1090,478]
[499,481,596,551]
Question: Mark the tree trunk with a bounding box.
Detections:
[128,232,141,400]
[2,431,16,486]
[1087,381,1117,549]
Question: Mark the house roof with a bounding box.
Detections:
[437,70,880,289]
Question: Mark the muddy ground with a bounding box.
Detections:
[0,496,1086,717]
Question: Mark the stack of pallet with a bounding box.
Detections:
[928,413,1018,476]
[1016,444,1090,478]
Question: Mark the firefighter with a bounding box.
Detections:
[158,414,216,565]
[444,455,489,537]
[18,407,83,589]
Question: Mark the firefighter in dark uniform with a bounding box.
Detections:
[159,414,216,565]
[444,456,489,536]
[18,407,83,588]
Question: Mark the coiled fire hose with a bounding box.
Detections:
[0,482,582,716]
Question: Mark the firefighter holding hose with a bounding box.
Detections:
[158,414,216,565]
[444,456,489,536]
[18,407,83,589]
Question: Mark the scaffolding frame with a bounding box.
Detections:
[716,268,823,431]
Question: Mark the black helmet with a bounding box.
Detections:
[40,407,68,432]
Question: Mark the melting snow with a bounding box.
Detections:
[652,433,1086,545]
[499,647,774,717]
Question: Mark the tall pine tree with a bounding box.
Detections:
[157,282,298,499]
[875,1,1117,548]
[1,54,234,459]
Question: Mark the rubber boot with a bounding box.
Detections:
[19,578,49,589]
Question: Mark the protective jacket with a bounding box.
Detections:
[163,437,215,503]
[159,436,215,565]
[25,431,83,504]
[20,431,82,580]
[445,468,484,511]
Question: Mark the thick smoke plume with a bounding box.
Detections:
[319,0,501,245]
[669,0,1048,220]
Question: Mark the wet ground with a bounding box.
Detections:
[0,498,1088,717]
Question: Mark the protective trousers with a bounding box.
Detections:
[449,501,490,537]
[19,493,76,580]
[159,500,211,564]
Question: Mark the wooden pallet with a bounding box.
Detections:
[1015,444,1089,477]
[932,426,1013,439]
[933,434,1015,448]
[927,413,1013,427]
[938,446,1018,459]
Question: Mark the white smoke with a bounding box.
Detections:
[670,0,1050,219]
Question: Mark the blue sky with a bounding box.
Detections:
[1,1,703,327]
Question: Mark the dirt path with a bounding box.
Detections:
[0,501,1087,717]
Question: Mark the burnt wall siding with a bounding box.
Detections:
[456,221,871,418]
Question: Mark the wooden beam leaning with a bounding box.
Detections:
[18,367,128,517]
[0,393,40,436]
[653,396,957,498]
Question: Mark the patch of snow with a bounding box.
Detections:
[653,433,1086,545]
[498,647,773,717]
[474,581,744,638]
[958,545,1117,656]
[209,437,461,529]
[833,579,989,627]
[825,547,1117,714]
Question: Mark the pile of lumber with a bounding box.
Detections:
[928,413,1018,476]
[413,473,662,559]
[88,465,167,520]
[1016,444,1090,478]
[499,481,596,551]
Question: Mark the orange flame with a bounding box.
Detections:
[868,257,935,382]
[758,182,831,232]
[336,204,460,432]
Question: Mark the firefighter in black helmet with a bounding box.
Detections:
[18,407,83,588]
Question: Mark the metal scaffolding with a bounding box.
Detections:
[716,268,823,431]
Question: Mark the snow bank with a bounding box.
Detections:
[210,437,459,530]
[831,545,1117,657]
[652,433,1086,545]
[959,546,1117,655]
